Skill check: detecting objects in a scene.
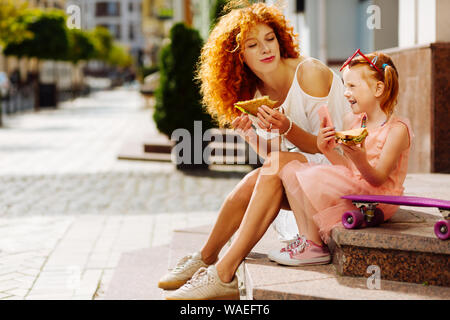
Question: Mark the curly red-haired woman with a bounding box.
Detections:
[159,1,351,299]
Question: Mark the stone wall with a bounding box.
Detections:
[384,42,450,173]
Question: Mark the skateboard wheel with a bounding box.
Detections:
[366,208,384,228]
[342,210,364,229]
[434,220,450,240]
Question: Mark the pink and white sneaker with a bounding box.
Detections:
[268,234,306,262]
[272,240,331,266]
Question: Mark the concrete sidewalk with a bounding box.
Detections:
[0,88,246,300]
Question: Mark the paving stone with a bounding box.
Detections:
[0,279,21,292]
[104,246,169,300]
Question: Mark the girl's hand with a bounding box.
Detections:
[317,118,336,153]
[340,139,368,165]
[256,105,290,134]
[231,113,253,136]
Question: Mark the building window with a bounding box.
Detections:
[296,0,305,13]
[129,24,135,40]
[96,2,121,17]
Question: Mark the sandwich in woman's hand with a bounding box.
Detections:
[335,128,368,146]
[234,96,277,116]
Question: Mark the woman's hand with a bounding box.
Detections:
[231,113,253,136]
[317,118,336,154]
[257,105,290,134]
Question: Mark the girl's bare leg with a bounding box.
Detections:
[214,151,307,282]
[283,186,323,245]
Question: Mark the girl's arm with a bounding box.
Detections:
[318,112,354,167]
[342,122,410,187]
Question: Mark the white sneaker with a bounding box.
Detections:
[267,235,306,262]
[158,252,208,290]
[165,265,240,300]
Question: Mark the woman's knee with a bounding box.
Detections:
[262,151,281,175]
[227,168,260,203]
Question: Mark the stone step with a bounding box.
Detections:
[243,225,450,300]
[117,135,172,162]
[104,218,450,300]
[103,245,169,300]
[168,225,213,270]
[119,127,262,165]
[143,139,174,154]
[104,225,214,300]
[329,208,450,287]
[207,141,247,157]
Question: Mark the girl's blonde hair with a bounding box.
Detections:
[348,52,399,116]
[197,1,299,126]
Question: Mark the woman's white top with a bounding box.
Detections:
[250,58,351,241]
[251,57,351,164]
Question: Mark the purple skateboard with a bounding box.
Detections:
[341,195,450,240]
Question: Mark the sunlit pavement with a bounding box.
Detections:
[0,87,244,300]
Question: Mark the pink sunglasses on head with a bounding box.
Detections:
[340,48,383,76]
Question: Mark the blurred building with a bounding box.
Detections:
[67,0,145,63]
[141,0,174,66]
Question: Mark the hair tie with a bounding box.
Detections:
[382,63,389,70]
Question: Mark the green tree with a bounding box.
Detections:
[153,23,215,169]
[65,28,96,98]
[3,9,69,60]
[0,0,31,47]
[154,23,214,136]
[107,42,133,68]
[89,26,114,62]
[0,0,32,126]
[66,28,96,64]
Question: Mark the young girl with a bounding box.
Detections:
[271,51,413,265]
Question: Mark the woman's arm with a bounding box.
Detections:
[283,59,334,154]
[342,122,410,187]
[232,114,280,159]
[256,60,334,154]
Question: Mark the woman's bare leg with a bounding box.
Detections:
[200,166,292,264]
[199,167,261,264]
[214,151,307,282]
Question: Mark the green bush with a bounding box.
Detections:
[153,23,214,137]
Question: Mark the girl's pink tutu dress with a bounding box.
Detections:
[279,113,414,243]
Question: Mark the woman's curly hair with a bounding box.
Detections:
[197,1,299,127]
